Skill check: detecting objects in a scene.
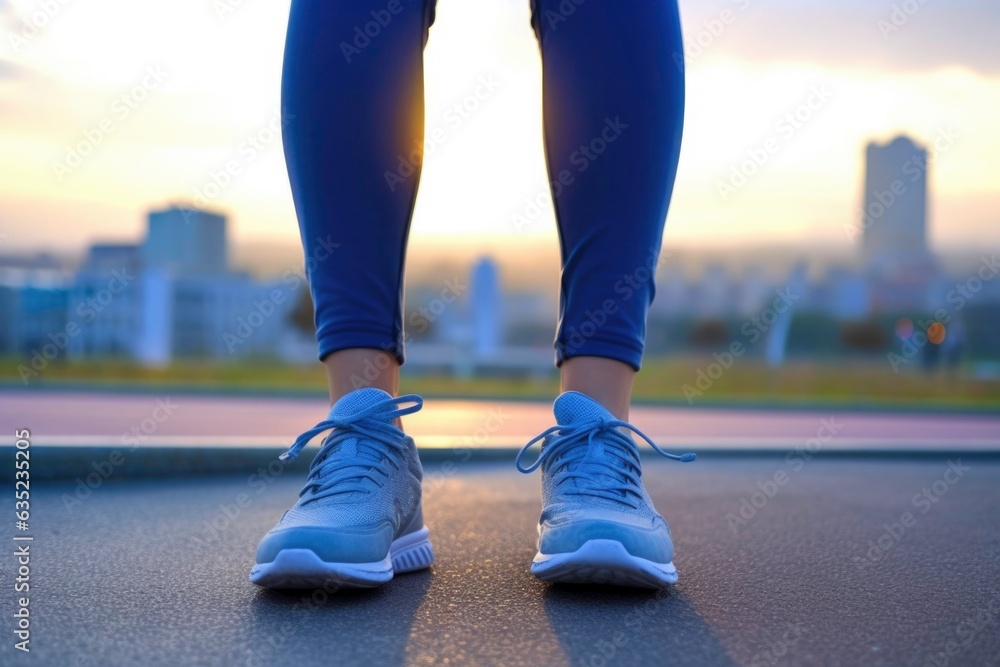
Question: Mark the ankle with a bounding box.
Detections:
[560,356,635,421]
[323,348,400,405]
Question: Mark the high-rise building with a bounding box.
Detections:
[471,257,501,358]
[143,205,227,276]
[68,244,143,358]
[66,206,302,364]
[860,135,941,310]
[861,136,929,273]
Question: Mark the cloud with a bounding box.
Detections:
[0,59,23,80]
[680,0,1000,76]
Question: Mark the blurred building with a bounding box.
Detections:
[173,274,294,359]
[471,257,501,359]
[0,266,69,357]
[649,265,691,316]
[503,291,552,346]
[735,265,774,317]
[696,264,733,317]
[862,136,929,271]
[143,206,227,276]
[68,243,143,358]
[62,205,300,365]
[861,136,938,311]
[812,266,870,320]
[405,256,552,376]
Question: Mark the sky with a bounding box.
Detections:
[0,0,998,256]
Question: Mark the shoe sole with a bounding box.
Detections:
[250,526,434,590]
[531,539,678,589]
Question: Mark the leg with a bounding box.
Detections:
[532,0,685,406]
[251,0,438,591]
[324,349,399,403]
[560,356,634,421]
[515,0,689,590]
[282,0,437,403]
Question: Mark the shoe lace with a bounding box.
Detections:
[279,394,423,504]
[515,417,695,509]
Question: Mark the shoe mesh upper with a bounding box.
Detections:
[540,392,662,526]
[275,389,423,532]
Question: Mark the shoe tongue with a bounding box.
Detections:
[329,388,395,421]
[551,392,632,501]
[325,388,396,461]
[553,391,615,426]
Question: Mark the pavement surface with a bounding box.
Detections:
[4,459,999,666]
[4,390,1000,451]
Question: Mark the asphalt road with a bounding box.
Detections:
[3,459,999,666]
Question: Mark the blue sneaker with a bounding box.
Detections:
[516,391,695,589]
[250,389,433,590]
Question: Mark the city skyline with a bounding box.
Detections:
[0,0,998,254]
[3,193,998,376]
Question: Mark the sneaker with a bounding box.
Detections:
[515,391,695,589]
[250,389,434,590]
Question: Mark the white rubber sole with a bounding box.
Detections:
[250,526,434,590]
[531,539,678,589]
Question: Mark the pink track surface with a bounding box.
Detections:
[4,391,997,448]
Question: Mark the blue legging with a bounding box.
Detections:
[282,0,684,370]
